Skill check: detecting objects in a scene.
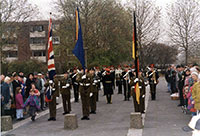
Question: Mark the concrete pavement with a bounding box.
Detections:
[142,77,192,136]
[3,88,135,136]
[2,77,192,136]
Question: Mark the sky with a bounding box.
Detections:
[29,0,174,20]
[28,0,174,43]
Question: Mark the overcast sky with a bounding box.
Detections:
[29,0,173,20]
[29,0,173,43]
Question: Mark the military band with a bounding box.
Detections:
[43,64,159,121]
[147,64,159,100]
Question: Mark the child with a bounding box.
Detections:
[31,83,40,97]
[23,90,40,121]
[15,87,24,120]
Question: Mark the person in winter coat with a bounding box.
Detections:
[23,90,40,121]
[1,76,11,115]
[15,87,24,120]
[192,73,200,114]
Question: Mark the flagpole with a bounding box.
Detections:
[133,11,139,78]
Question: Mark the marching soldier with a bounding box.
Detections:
[71,68,79,102]
[77,69,92,120]
[130,71,146,113]
[45,76,59,121]
[60,72,72,115]
[115,66,123,94]
[95,67,102,101]
[110,66,115,90]
[122,67,131,101]
[89,68,98,114]
[147,64,159,100]
[102,68,114,104]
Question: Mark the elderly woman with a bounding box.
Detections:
[1,76,11,115]
[192,72,200,115]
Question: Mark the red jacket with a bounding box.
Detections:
[15,93,24,109]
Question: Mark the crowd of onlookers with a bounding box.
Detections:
[0,72,49,120]
[165,64,200,116]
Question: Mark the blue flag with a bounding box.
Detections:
[73,8,85,69]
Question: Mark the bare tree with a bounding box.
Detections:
[126,0,161,67]
[167,0,200,65]
[0,0,39,62]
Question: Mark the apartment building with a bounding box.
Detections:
[2,20,77,72]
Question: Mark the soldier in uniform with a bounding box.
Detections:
[101,67,107,96]
[102,68,114,104]
[122,67,131,101]
[77,68,92,120]
[147,64,159,100]
[95,67,102,101]
[71,68,79,102]
[115,66,123,94]
[45,76,59,121]
[130,71,146,113]
[60,72,72,115]
[89,68,98,114]
[110,66,115,90]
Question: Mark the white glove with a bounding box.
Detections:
[52,88,55,91]
[62,86,67,89]
[66,84,70,87]
[128,80,131,84]
[82,75,86,79]
[142,95,145,98]
[90,93,93,97]
[134,78,139,83]
[94,80,98,83]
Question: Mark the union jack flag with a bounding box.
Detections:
[47,15,56,80]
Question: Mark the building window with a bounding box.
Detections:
[4,51,18,58]
[2,38,17,44]
[32,50,46,57]
[53,36,60,44]
[30,37,45,44]
[30,25,44,32]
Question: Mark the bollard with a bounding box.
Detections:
[130,112,143,129]
[64,114,78,129]
[1,116,13,131]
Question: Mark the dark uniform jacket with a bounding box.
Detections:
[60,77,72,95]
[102,74,114,95]
[130,77,146,98]
[77,73,93,93]
[147,70,159,85]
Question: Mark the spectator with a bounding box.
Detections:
[165,65,172,93]
[192,72,200,115]
[25,73,34,99]
[1,76,11,116]
[31,83,40,97]
[37,73,45,110]
[12,73,21,103]
[23,90,40,121]
[18,75,26,100]
[15,87,24,120]
[170,70,178,94]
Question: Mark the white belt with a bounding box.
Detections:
[131,86,142,89]
[74,82,78,85]
[79,83,90,86]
